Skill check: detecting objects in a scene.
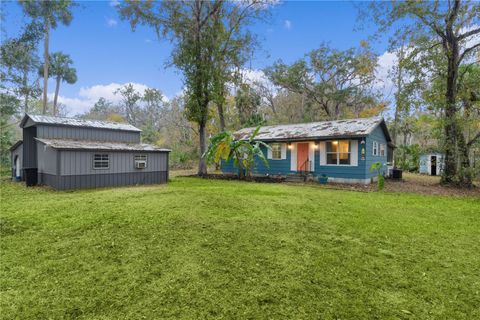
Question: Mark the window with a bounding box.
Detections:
[373,141,378,156]
[134,155,147,169]
[379,144,386,157]
[271,143,282,160]
[93,154,109,169]
[326,140,350,165]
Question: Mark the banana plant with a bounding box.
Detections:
[369,161,386,191]
[204,126,269,179]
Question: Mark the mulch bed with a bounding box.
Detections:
[182,172,480,197]
[187,173,286,183]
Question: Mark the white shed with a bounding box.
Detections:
[419,153,444,176]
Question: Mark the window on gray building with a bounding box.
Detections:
[93,154,109,169]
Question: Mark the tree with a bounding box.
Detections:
[365,0,480,186]
[115,84,142,126]
[235,83,263,126]
[209,2,270,132]
[118,0,271,175]
[140,88,166,143]
[79,97,124,122]
[205,127,269,179]
[0,22,42,113]
[264,42,378,120]
[19,0,75,114]
[39,52,77,116]
[0,93,20,166]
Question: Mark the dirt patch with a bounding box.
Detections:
[311,173,480,197]
[382,173,480,197]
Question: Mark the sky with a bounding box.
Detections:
[2,0,396,116]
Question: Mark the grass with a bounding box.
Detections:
[1,178,479,319]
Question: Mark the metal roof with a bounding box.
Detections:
[21,114,141,132]
[35,138,170,152]
[234,116,389,141]
[9,140,23,151]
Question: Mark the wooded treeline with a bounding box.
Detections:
[1,0,479,186]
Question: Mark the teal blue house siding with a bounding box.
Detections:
[315,138,366,179]
[364,125,388,178]
[222,145,293,176]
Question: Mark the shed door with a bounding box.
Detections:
[431,155,437,176]
[15,156,21,177]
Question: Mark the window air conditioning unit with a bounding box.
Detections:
[135,160,147,169]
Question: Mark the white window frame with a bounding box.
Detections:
[134,154,148,169]
[268,143,286,160]
[93,154,109,169]
[325,140,351,166]
[373,141,378,156]
[271,143,282,160]
[379,144,386,157]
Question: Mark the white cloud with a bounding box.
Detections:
[144,38,152,44]
[109,0,120,7]
[375,50,397,89]
[284,20,292,30]
[106,18,117,27]
[240,69,269,85]
[79,82,151,102]
[48,93,92,115]
[51,82,154,116]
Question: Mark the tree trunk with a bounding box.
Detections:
[53,76,61,116]
[198,120,208,176]
[217,100,226,132]
[22,69,29,113]
[441,35,459,185]
[392,45,404,151]
[457,132,472,187]
[42,19,50,114]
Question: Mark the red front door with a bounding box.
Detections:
[297,143,309,171]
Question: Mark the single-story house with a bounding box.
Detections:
[11,114,170,190]
[419,153,444,176]
[221,116,394,184]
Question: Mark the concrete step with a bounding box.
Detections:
[285,174,306,183]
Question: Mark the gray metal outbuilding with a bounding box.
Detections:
[12,114,170,190]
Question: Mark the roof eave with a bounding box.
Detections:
[240,134,368,142]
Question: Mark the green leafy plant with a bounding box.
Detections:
[205,127,269,179]
[370,162,385,191]
[396,144,420,172]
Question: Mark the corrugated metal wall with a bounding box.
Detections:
[52,171,168,190]
[36,125,140,143]
[22,127,37,169]
[60,151,168,175]
[37,143,58,175]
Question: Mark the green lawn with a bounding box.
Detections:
[1,178,479,319]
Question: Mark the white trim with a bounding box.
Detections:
[373,141,378,156]
[427,155,431,175]
[319,141,326,165]
[15,156,21,177]
[308,142,315,171]
[281,143,287,160]
[268,142,285,160]
[350,140,358,166]
[290,143,297,171]
[93,153,110,170]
